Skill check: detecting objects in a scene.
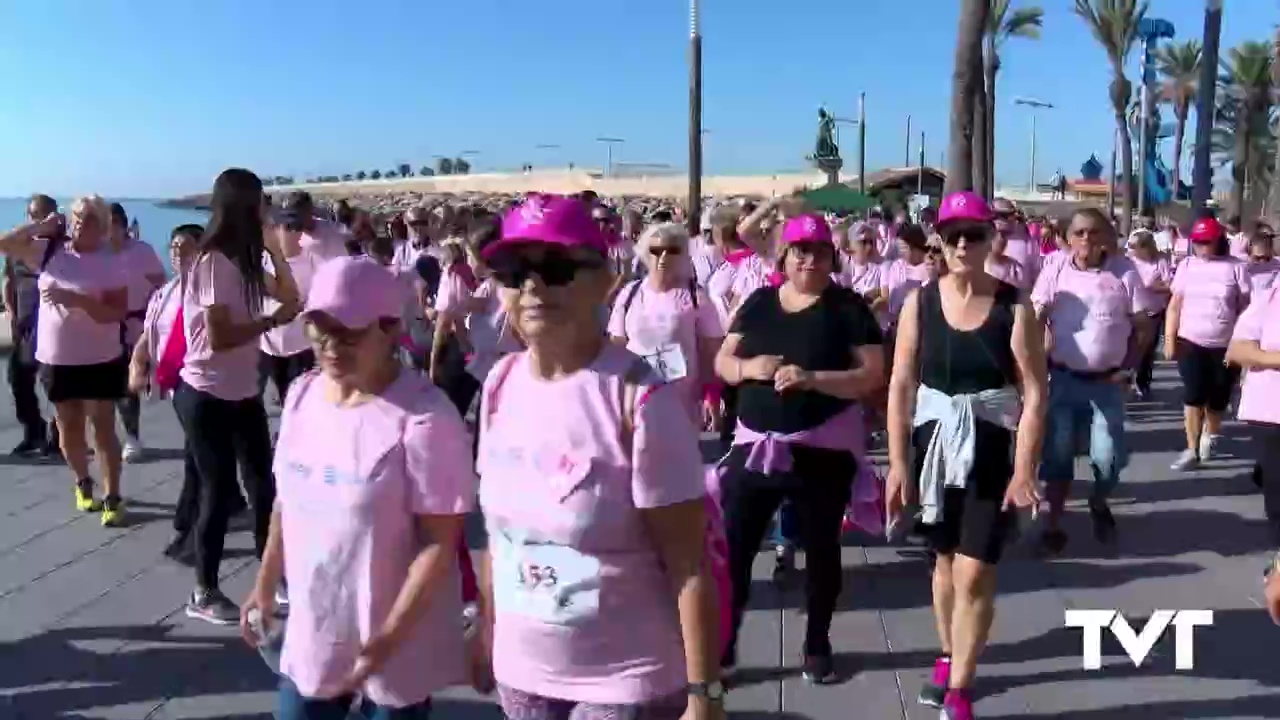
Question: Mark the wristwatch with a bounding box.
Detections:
[1263,549,1280,582]
[687,681,726,703]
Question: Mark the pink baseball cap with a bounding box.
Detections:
[483,194,608,260]
[936,191,995,227]
[304,256,404,329]
[781,213,833,245]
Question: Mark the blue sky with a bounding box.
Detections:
[0,0,1271,198]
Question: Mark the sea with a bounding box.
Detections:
[0,197,208,273]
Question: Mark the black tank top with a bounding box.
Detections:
[917,281,1019,395]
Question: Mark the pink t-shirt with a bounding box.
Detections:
[434,264,478,315]
[300,220,353,263]
[1233,286,1280,425]
[986,257,1027,289]
[607,280,723,420]
[1229,232,1251,261]
[144,277,184,381]
[1004,234,1041,283]
[1031,254,1140,372]
[33,238,128,366]
[1246,259,1280,295]
[1128,254,1173,315]
[262,250,321,358]
[841,260,882,296]
[274,370,475,707]
[478,345,705,704]
[1170,255,1251,348]
[881,258,931,324]
[180,251,261,401]
[114,239,165,346]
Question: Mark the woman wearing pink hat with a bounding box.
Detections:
[475,195,723,720]
[1164,216,1251,471]
[886,191,1046,720]
[713,212,885,684]
[241,256,477,719]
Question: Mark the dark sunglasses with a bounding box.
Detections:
[490,251,603,289]
[408,219,431,228]
[1250,255,1273,262]
[649,245,683,257]
[941,227,992,246]
[305,321,373,349]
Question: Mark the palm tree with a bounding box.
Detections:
[1155,39,1202,198]
[984,0,1043,196]
[947,0,991,193]
[1269,25,1280,217]
[1218,39,1274,216]
[1073,0,1148,236]
[370,170,382,180]
[356,171,367,180]
[1212,100,1278,214]
[420,165,433,177]
[437,157,454,176]
[454,157,471,174]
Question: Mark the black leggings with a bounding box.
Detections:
[259,351,316,404]
[720,444,855,658]
[1252,423,1280,548]
[1176,339,1240,411]
[1135,310,1165,393]
[173,382,275,591]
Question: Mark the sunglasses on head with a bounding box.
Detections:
[489,249,603,289]
[648,245,683,257]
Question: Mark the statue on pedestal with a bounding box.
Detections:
[810,108,843,185]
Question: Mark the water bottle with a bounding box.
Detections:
[247,607,285,675]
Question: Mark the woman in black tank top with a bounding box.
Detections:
[885,192,1048,718]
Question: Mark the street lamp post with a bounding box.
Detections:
[1014,97,1054,193]
[596,137,625,177]
[688,0,703,235]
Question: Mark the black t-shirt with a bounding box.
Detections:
[729,284,884,434]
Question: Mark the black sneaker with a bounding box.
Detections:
[9,436,45,456]
[1089,497,1117,545]
[801,651,837,685]
[185,588,239,625]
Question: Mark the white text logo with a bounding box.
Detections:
[1064,609,1213,670]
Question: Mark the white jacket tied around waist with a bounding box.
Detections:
[912,384,1022,524]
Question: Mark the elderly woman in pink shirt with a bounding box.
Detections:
[1165,217,1251,471]
[242,256,476,719]
[0,196,129,526]
[476,196,723,720]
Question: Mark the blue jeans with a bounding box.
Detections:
[278,677,432,720]
[1040,368,1129,498]
[768,501,800,547]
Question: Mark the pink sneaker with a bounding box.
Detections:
[917,656,950,708]
[942,688,974,720]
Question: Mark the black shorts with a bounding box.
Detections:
[913,419,1016,564]
[1175,339,1240,411]
[38,356,128,404]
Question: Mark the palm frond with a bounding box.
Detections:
[1072,0,1149,66]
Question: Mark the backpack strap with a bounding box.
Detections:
[688,279,699,308]
[620,280,644,322]
[38,234,62,271]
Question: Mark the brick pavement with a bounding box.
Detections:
[0,362,1277,719]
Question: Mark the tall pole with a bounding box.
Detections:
[857,93,867,194]
[918,131,926,195]
[687,0,703,235]
[1107,128,1118,220]
[597,137,625,177]
[1192,0,1223,215]
[1137,36,1151,217]
[1029,113,1037,193]
[905,115,912,167]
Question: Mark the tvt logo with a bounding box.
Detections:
[1064,609,1213,670]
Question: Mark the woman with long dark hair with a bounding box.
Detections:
[174,168,301,624]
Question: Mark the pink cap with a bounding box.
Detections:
[781,213,833,244]
[483,194,608,260]
[937,191,994,226]
[304,256,404,329]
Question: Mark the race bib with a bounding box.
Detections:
[491,530,602,626]
[638,342,687,382]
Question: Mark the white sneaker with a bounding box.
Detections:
[1171,448,1199,471]
[1198,433,1219,462]
[122,440,143,463]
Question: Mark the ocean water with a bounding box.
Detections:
[0,197,208,272]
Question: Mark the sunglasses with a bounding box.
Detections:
[490,251,604,289]
[305,321,374,349]
[941,227,992,246]
[649,245,683,257]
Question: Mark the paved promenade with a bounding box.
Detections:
[0,361,1277,719]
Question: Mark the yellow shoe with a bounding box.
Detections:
[101,497,124,527]
[74,482,102,513]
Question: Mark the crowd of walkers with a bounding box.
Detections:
[2,170,1280,720]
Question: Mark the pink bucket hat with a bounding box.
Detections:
[936,191,995,227]
[781,213,834,244]
[304,256,404,329]
[483,194,608,260]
